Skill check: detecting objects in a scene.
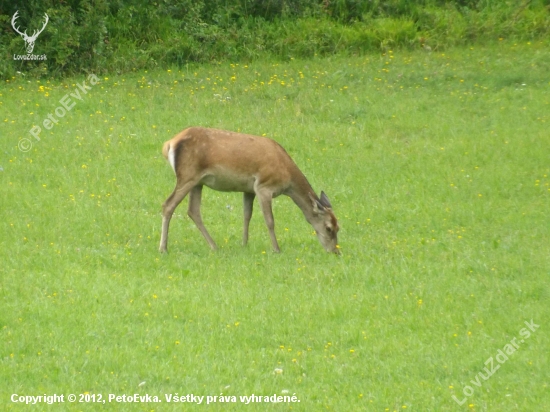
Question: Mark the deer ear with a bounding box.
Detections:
[319,191,332,209]
[309,192,326,214]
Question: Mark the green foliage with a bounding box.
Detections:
[0,0,549,77]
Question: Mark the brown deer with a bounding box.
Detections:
[159,127,339,254]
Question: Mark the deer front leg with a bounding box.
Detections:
[187,185,218,250]
[243,192,255,246]
[256,189,281,253]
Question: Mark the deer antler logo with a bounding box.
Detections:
[11,11,49,54]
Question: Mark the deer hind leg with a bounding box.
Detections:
[159,181,195,253]
[255,189,281,253]
[187,185,217,250]
[243,192,255,246]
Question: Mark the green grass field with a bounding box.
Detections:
[1,41,549,411]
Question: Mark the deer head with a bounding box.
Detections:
[11,11,49,54]
[309,191,340,254]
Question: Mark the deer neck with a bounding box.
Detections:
[286,171,318,224]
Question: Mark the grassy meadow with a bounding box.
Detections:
[1,41,549,411]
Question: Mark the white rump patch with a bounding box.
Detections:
[168,145,176,173]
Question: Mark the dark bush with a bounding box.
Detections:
[0,0,548,78]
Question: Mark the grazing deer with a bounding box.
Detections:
[159,127,339,254]
[11,11,49,54]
